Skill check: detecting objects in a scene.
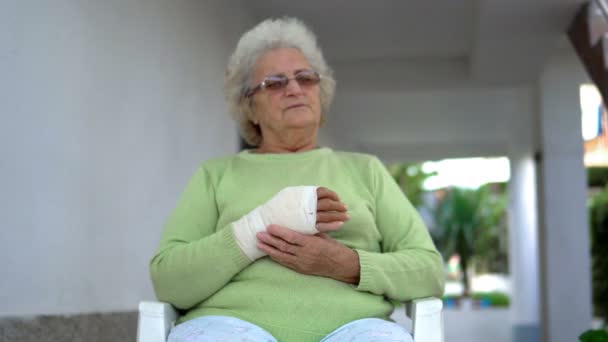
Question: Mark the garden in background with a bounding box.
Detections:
[388,160,510,310]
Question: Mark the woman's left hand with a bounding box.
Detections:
[256,224,360,284]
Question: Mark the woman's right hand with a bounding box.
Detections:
[316,187,350,232]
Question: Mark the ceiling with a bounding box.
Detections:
[241,0,586,90]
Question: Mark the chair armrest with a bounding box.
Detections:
[135,299,442,342]
[137,301,179,342]
[407,297,444,342]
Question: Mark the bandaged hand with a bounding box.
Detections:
[233,186,350,261]
[232,186,319,260]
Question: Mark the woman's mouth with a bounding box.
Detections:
[285,104,307,110]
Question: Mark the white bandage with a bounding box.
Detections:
[232,186,319,260]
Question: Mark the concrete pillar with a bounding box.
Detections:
[508,152,541,341]
[537,57,592,342]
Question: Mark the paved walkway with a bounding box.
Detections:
[391,302,511,342]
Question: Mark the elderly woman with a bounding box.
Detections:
[150,17,444,342]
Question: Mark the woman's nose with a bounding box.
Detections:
[284,78,304,96]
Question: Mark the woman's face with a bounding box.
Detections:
[249,48,322,137]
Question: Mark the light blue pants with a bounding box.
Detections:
[168,315,414,342]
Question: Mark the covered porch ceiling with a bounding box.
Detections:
[242,0,584,90]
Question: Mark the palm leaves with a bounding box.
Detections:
[387,163,436,208]
[387,161,509,296]
[432,185,507,295]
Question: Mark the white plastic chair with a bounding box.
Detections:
[137,297,444,342]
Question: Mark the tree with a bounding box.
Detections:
[387,163,436,208]
[472,184,509,274]
[432,185,507,295]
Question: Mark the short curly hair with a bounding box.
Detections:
[224,17,336,146]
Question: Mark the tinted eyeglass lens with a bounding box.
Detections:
[254,70,321,95]
[263,76,289,90]
[295,71,320,86]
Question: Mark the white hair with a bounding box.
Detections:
[224,17,336,146]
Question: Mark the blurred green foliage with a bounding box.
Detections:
[471,292,510,307]
[387,163,436,208]
[588,167,608,188]
[432,185,508,294]
[589,186,608,320]
[579,329,608,342]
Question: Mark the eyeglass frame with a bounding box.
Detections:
[244,69,323,98]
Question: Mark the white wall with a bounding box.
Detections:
[0,0,252,316]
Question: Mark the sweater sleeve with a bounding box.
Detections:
[149,165,252,310]
[354,157,445,301]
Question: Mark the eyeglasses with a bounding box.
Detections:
[245,69,321,98]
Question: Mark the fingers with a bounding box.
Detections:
[316,211,350,223]
[316,188,350,232]
[317,187,340,201]
[316,221,344,232]
[317,198,348,212]
[257,231,299,255]
[314,232,340,245]
[315,233,331,239]
[257,241,297,261]
[265,224,304,245]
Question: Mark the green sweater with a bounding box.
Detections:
[150,147,444,342]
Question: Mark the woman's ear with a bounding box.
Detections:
[243,98,258,125]
[247,99,259,125]
[249,111,259,125]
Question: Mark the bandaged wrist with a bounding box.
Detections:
[232,186,319,260]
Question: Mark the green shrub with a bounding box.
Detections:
[471,292,510,307]
[579,329,608,342]
[589,188,608,319]
[588,168,608,188]
[441,295,460,301]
